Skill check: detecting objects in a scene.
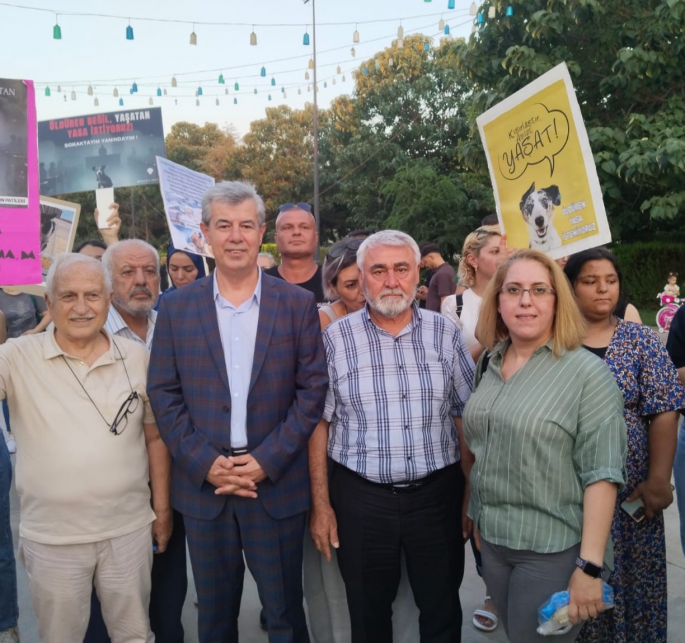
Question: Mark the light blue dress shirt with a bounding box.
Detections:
[213,270,262,448]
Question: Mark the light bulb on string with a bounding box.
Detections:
[218,73,225,84]
[197,86,203,96]
[190,24,197,45]
[250,26,257,45]
[260,67,266,77]
[157,88,162,97]
[126,19,134,40]
[353,25,359,43]
[271,78,276,86]
[53,14,62,39]
[234,81,239,91]
[470,2,477,15]
[303,26,310,46]
[45,87,51,97]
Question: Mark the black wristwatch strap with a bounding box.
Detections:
[575,557,603,578]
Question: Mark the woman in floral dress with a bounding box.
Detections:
[565,248,684,643]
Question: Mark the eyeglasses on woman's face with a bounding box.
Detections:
[500,284,556,301]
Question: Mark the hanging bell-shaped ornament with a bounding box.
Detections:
[171,76,177,87]
[424,42,430,51]
[444,24,450,35]
[506,5,514,17]
[197,86,203,96]
[332,78,336,85]
[119,98,124,106]
[309,59,314,69]
[307,85,311,92]
[126,24,134,40]
[324,81,328,88]
[45,87,51,97]
[342,75,346,82]
[250,29,257,45]
[87,85,93,96]
[113,87,119,97]
[149,97,153,105]
[488,6,496,18]
[157,88,162,97]
[351,47,356,57]
[298,88,302,95]
[196,99,200,106]
[477,12,484,24]
[234,82,240,91]
[219,73,225,84]
[216,98,220,105]
[268,94,272,101]
[397,25,404,39]
[94,97,99,106]
[225,88,228,95]
[353,27,360,43]
[164,89,167,96]
[363,67,368,75]
[254,88,258,94]
[234,98,238,104]
[305,71,310,80]
[439,18,445,30]
[337,65,341,74]
[71,90,76,100]
[303,29,310,46]
[271,78,276,86]
[260,67,266,77]
[448,0,456,9]
[470,2,477,16]
[132,82,138,92]
[57,85,61,92]
[190,27,197,45]
[397,38,404,49]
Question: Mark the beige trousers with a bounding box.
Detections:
[19,523,154,643]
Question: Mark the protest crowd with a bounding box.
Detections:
[2,180,685,643]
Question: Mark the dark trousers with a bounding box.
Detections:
[84,508,188,643]
[184,497,309,643]
[330,461,465,643]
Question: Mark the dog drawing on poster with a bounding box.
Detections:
[519,182,562,253]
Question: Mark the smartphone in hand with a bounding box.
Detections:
[621,498,645,523]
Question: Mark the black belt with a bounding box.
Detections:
[341,463,448,494]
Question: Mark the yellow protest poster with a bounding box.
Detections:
[477,63,611,260]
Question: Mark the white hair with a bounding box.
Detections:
[45,253,112,299]
[101,239,160,277]
[201,181,266,226]
[356,230,421,273]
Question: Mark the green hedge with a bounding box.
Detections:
[611,242,685,309]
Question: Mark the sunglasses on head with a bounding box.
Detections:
[326,237,363,261]
[278,202,312,214]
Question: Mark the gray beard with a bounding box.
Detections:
[364,286,413,318]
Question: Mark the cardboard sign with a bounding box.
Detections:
[0,78,41,285]
[38,107,166,195]
[157,156,215,259]
[477,63,611,260]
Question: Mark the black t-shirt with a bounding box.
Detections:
[666,304,685,369]
[426,262,456,312]
[265,264,326,305]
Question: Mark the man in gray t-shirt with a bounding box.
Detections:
[0,290,46,338]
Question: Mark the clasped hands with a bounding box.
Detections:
[207,454,267,498]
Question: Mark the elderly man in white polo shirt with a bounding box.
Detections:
[0,253,171,643]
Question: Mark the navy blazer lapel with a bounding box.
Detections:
[197,278,230,393]
[249,277,278,394]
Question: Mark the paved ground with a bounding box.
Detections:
[8,454,685,643]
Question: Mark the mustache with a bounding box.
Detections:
[129,286,153,298]
[378,288,406,298]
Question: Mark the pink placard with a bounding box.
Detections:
[0,79,41,285]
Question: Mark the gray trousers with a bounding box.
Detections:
[480,539,584,643]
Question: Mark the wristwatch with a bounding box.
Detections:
[575,557,603,578]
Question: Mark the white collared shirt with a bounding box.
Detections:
[104,306,157,350]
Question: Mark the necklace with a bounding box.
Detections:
[61,340,135,428]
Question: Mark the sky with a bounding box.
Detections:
[1,0,477,138]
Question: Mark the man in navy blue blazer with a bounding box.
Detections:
[148,181,328,643]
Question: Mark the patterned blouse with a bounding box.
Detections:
[463,340,627,555]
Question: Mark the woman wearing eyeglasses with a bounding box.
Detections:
[564,248,684,643]
[305,237,420,643]
[462,249,627,643]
